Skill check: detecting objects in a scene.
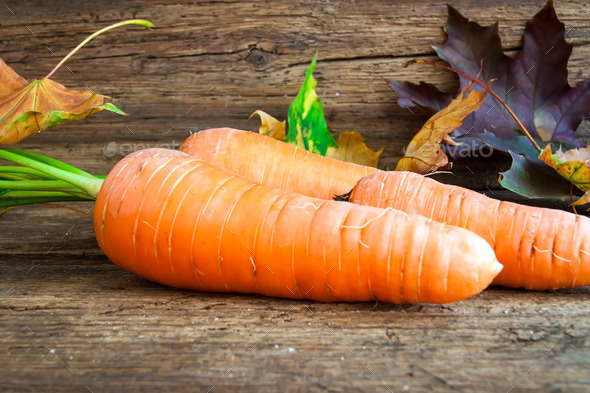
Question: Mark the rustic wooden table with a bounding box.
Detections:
[1,1,589,392]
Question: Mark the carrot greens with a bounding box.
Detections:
[0,148,103,208]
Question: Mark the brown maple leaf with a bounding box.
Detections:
[0,19,154,145]
[395,82,488,174]
[0,58,124,145]
[252,110,383,167]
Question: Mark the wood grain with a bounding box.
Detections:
[1,1,589,392]
[1,0,589,186]
[2,207,590,393]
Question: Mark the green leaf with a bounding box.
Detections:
[97,102,126,116]
[499,151,573,200]
[472,134,590,205]
[286,53,338,156]
[467,132,580,200]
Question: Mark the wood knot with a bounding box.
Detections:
[247,49,270,70]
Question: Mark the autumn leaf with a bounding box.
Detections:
[326,131,383,167]
[253,54,383,167]
[286,53,338,156]
[251,110,286,140]
[467,131,575,200]
[390,0,589,153]
[468,132,589,205]
[252,110,383,167]
[389,80,452,114]
[498,151,574,201]
[396,83,487,174]
[0,59,124,145]
[539,145,590,205]
[0,20,153,145]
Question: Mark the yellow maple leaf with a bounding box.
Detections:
[539,144,590,206]
[252,111,383,167]
[326,131,383,167]
[395,82,488,174]
[251,110,286,140]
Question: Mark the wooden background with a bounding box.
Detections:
[1,0,589,392]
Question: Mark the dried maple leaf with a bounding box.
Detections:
[0,59,124,144]
[390,0,589,151]
[390,81,452,114]
[539,145,590,205]
[251,110,286,140]
[396,83,488,174]
[0,19,153,145]
[252,112,383,168]
[326,131,383,168]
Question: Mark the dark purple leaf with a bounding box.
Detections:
[389,80,452,114]
[540,79,590,146]
[466,131,576,160]
[392,0,588,150]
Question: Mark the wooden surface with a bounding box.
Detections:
[1,1,589,392]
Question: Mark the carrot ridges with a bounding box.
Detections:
[95,148,501,304]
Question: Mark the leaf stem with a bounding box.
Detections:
[45,19,154,79]
[407,59,542,152]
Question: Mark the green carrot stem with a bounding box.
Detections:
[0,173,45,181]
[0,166,53,179]
[0,196,91,208]
[0,179,84,191]
[0,190,94,200]
[4,149,96,178]
[0,149,103,198]
[45,19,154,79]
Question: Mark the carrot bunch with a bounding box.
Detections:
[181,128,590,290]
[96,149,501,304]
[0,147,502,305]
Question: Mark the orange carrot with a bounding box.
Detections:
[349,171,590,290]
[181,128,378,200]
[94,148,501,304]
[181,128,590,290]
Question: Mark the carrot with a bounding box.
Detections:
[94,148,501,304]
[181,128,590,290]
[349,171,590,290]
[181,127,378,200]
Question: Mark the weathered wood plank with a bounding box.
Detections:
[1,0,589,185]
[1,1,590,392]
[2,207,590,393]
[2,208,590,393]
